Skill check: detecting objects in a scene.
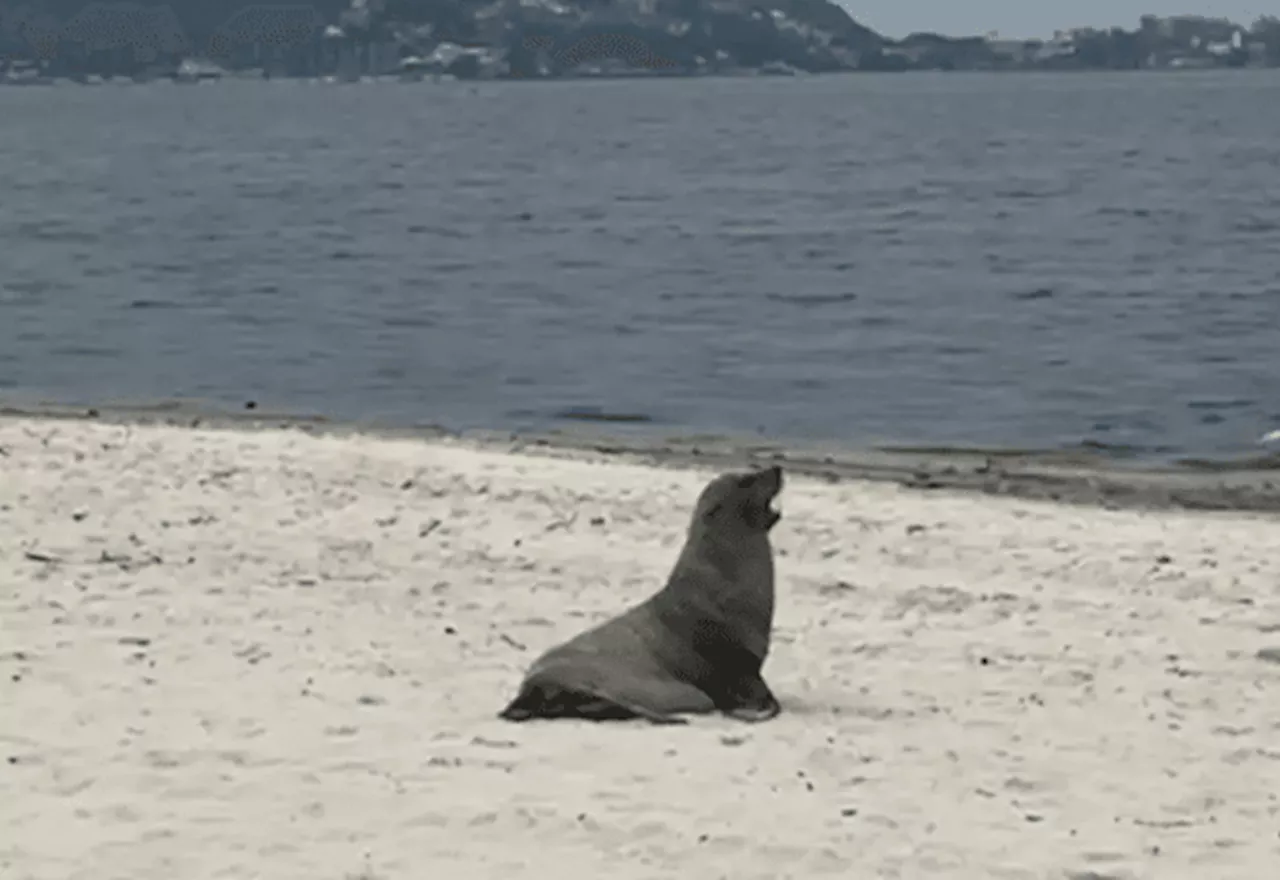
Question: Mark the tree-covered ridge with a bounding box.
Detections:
[1,2,1277,80]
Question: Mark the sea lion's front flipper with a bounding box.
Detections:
[719,673,781,723]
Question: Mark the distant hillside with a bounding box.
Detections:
[0,0,889,77]
[10,2,1267,80]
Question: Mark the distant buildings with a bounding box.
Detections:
[952,14,1277,72]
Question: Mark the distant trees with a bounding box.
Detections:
[1253,15,1280,64]
[2,3,1277,77]
[377,0,480,42]
[1071,27,1141,69]
[1,1,348,66]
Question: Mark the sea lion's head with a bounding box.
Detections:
[691,465,783,535]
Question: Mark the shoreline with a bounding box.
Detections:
[3,399,1277,515]
[3,66,1277,88]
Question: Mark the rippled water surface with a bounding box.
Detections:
[1,72,1277,459]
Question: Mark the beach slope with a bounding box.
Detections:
[2,417,1277,879]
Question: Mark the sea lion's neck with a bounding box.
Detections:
[666,530,775,619]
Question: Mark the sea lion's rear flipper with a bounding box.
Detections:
[499,682,646,722]
[498,680,691,725]
[593,674,717,724]
[499,666,715,725]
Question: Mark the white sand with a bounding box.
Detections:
[2,417,1278,880]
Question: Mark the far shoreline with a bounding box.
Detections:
[3,398,1276,516]
[3,65,1278,89]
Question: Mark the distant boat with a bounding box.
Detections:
[398,55,429,82]
[1,64,54,86]
[174,58,225,83]
[759,60,801,76]
[1,74,55,86]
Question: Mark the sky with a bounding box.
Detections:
[837,2,1274,39]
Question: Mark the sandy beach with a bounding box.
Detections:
[2,415,1278,880]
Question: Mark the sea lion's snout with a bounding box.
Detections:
[695,467,785,531]
[758,464,783,494]
[763,465,783,529]
[742,465,783,530]
[737,464,782,491]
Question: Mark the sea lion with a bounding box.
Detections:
[499,465,784,725]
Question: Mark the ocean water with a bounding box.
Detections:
[1,71,1277,461]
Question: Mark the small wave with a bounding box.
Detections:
[426,262,474,275]
[764,292,857,306]
[381,315,435,329]
[50,344,121,359]
[998,187,1063,200]
[555,406,653,424]
[552,258,605,271]
[1187,398,1256,412]
[1076,439,1177,458]
[1010,288,1054,301]
[1233,217,1279,234]
[1176,452,1280,471]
